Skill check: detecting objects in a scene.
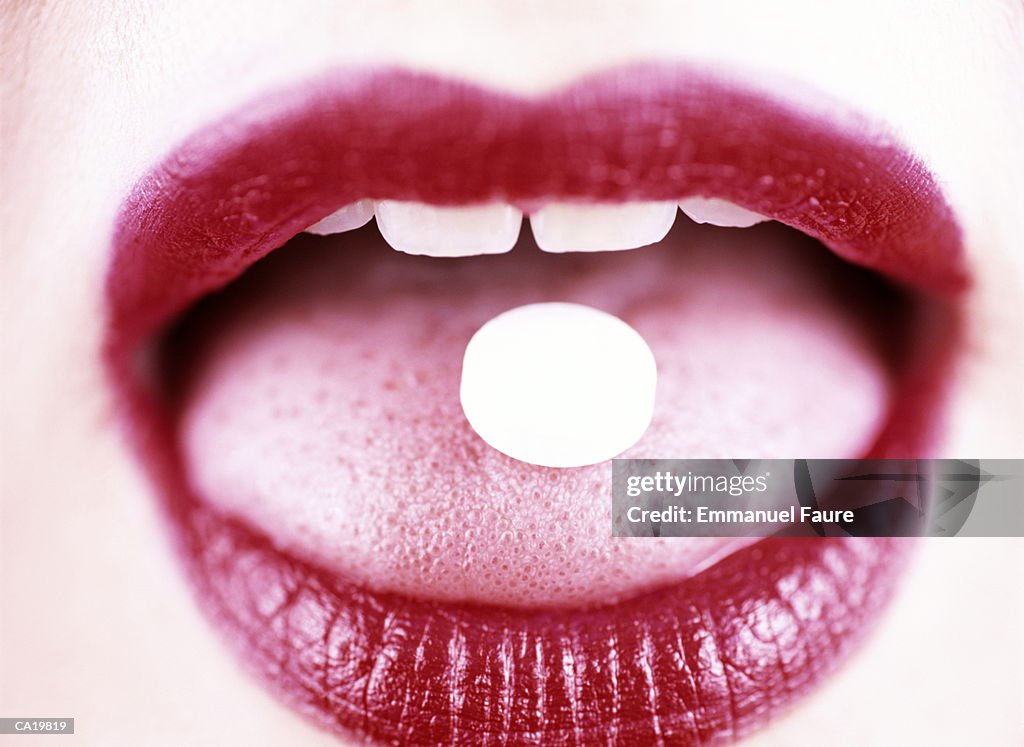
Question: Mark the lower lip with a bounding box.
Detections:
[105,64,964,743]
[185,501,911,744]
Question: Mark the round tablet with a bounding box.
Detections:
[460,302,657,468]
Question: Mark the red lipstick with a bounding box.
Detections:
[105,64,965,744]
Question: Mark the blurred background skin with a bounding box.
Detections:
[1,1,1022,745]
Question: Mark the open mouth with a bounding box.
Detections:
[105,64,966,744]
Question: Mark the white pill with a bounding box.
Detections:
[460,302,657,468]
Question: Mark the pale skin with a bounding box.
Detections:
[1,1,1023,745]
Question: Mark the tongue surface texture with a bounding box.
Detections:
[174,221,892,608]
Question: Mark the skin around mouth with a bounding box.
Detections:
[105,64,965,744]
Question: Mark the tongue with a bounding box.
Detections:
[173,220,892,608]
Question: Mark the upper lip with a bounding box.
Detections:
[104,63,964,744]
[106,62,966,357]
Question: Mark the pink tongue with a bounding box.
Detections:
[176,222,892,608]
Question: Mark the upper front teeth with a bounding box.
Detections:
[305,200,375,235]
[678,196,769,228]
[305,197,771,256]
[375,201,522,257]
[530,201,677,253]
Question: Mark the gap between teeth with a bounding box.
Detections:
[304,197,769,257]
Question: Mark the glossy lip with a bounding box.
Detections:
[105,64,965,744]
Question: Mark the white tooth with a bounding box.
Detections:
[374,201,522,257]
[678,197,768,228]
[530,201,676,253]
[304,200,374,235]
